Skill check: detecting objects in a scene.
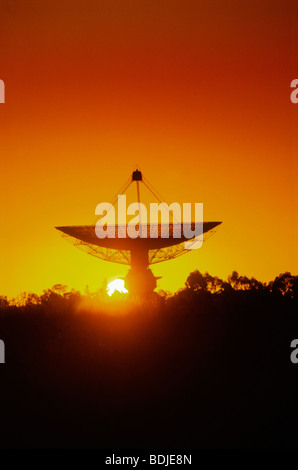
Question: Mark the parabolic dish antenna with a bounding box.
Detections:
[56,170,222,295]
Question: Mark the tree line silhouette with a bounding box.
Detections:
[0,270,297,449]
[1,270,297,310]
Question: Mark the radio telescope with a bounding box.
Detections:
[56,170,222,296]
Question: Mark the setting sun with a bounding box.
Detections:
[107,279,128,297]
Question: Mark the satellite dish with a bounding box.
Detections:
[56,169,222,296]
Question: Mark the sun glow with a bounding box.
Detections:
[107,279,128,296]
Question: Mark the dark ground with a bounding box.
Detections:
[1,273,298,449]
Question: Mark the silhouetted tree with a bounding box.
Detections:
[185,270,208,292]
[268,272,298,298]
[0,296,9,309]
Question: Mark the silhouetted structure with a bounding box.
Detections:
[56,170,221,295]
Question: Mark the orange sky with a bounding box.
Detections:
[0,0,297,298]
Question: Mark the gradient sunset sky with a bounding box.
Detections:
[0,0,297,298]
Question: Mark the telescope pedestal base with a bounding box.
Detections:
[125,267,158,297]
